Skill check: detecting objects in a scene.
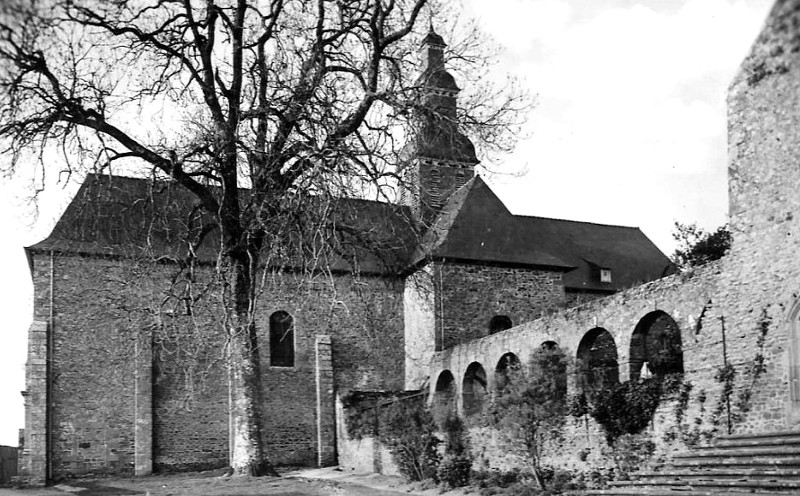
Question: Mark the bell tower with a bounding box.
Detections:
[401,27,479,223]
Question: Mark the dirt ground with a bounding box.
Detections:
[1,467,473,496]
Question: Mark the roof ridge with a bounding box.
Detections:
[511,211,641,230]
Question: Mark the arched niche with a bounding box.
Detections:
[576,327,619,394]
[462,362,487,417]
[489,315,513,335]
[629,310,684,380]
[432,370,456,424]
[532,342,567,401]
[541,340,559,350]
[494,352,521,392]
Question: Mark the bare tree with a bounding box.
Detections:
[0,0,528,475]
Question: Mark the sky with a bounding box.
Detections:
[0,0,775,446]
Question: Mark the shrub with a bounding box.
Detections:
[437,413,472,488]
[378,398,440,482]
[485,346,568,489]
[438,454,473,489]
[590,378,663,443]
[471,468,522,489]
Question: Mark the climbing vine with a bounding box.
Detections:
[732,307,770,420]
[711,362,736,433]
[670,307,772,444]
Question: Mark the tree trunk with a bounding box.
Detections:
[226,254,278,477]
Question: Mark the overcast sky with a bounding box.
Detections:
[0,0,775,446]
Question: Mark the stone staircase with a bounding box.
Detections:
[590,431,800,495]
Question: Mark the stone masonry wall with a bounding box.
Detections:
[724,0,800,432]
[427,261,726,470]
[418,2,800,471]
[26,250,406,477]
[37,255,140,477]
[253,271,405,466]
[404,266,436,389]
[434,261,565,350]
[19,321,48,484]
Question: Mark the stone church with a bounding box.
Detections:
[18,28,673,482]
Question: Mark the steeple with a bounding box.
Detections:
[400,27,479,224]
[418,26,459,117]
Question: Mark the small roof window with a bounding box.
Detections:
[600,268,612,283]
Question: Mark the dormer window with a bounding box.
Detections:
[600,268,612,283]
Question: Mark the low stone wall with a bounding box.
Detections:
[335,393,408,477]
[0,446,18,485]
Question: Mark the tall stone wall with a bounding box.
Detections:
[418,1,800,472]
[404,266,436,389]
[23,251,406,478]
[425,261,728,470]
[18,321,48,484]
[724,0,800,432]
[433,261,565,350]
[254,271,406,465]
[42,255,143,477]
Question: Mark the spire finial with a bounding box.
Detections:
[421,20,446,48]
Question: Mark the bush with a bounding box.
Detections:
[478,482,539,496]
[437,413,472,488]
[540,466,587,493]
[590,378,663,443]
[378,398,440,482]
[471,468,522,489]
[438,453,472,489]
[484,347,568,488]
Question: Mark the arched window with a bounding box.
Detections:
[489,315,513,334]
[270,311,294,367]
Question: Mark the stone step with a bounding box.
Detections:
[713,434,800,449]
[587,488,799,496]
[670,454,800,467]
[611,478,800,490]
[721,430,800,441]
[593,432,800,495]
[632,468,800,480]
[675,446,800,458]
[673,446,800,458]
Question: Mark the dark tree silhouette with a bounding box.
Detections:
[671,222,731,270]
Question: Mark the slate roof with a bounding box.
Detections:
[28,174,221,261]
[413,177,675,292]
[29,174,673,290]
[27,174,419,275]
